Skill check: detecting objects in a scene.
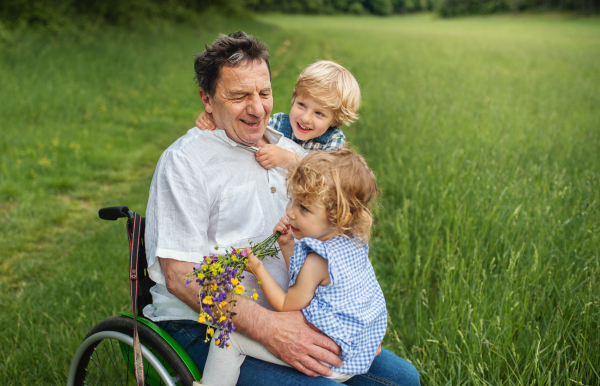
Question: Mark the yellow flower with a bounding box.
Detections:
[236,248,241,254]
[227,344,231,349]
[219,301,227,309]
[235,284,245,294]
[215,339,220,346]
[219,316,226,323]
[252,293,259,300]
[230,277,239,286]
[202,296,213,305]
[198,314,206,323]
[202,265,208,272]
[231,255,238,262]
[207,327,214,337]
[214,246,219,250]
[210,284,218,292]
[197,272,205,279]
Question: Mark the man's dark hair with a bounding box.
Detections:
[194,31,271,97]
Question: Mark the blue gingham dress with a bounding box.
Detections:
[268,113,346,151]
[288,236,388,375]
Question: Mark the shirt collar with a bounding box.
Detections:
[212,126,284,152]
[292,126,339,145]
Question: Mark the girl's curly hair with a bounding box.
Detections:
[286,149,379,244]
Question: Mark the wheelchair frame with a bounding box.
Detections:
[67,206,202,386]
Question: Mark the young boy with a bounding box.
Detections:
[195,60,361,168]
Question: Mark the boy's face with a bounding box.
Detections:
[289,94,335,142]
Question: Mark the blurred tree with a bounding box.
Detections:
[1,0,598,27]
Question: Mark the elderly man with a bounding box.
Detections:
[144,31,420,385]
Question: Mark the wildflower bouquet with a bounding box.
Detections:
[184,232,280,348]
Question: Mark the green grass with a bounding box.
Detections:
[1,12,599,385]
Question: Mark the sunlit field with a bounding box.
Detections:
[1,13,598,385]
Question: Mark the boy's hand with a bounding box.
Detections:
[255,145,299,169]
[273,216,294,248]
[195,111,217,131]
[244,247,263,273]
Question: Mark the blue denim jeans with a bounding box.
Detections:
[157,320,420,386]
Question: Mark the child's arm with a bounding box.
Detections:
[255,144,303,169]
[246,248,330,312]
[195,111,217,131]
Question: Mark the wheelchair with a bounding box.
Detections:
[67,206,203,386]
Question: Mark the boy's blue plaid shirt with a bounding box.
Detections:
[268,113,346,151]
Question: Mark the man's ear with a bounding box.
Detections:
[198,87,213,114]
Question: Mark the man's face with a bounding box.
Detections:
[201,60,273,146]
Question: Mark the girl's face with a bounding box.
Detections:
[286,197,339,241]
[288,94,335,142]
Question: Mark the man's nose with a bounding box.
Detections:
[246,94,263,117]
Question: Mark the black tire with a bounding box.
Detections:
[71,316,196,386]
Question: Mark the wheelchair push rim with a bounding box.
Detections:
[67,331,177,386]
[67,316,198,386]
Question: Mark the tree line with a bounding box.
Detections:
[249,0,597,15]
[1,0,597,30]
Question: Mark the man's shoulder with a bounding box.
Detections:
[160,128,223,159]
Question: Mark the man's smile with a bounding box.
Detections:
[240,118,261,128]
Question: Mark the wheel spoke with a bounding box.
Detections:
[89,348,120,386]
[104,339,125,386]
[84,368,100,386]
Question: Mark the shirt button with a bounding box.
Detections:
[270,187,276,193]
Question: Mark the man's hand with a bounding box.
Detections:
[251,310,343,377]
[195,111,217,131]
[255,144,300,169]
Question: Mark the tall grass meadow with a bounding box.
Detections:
[0,13,598,384]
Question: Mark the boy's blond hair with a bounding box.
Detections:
[286,149,378,244]
[291,61,361,128]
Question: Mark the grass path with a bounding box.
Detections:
[1,13,599,384]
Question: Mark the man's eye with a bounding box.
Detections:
[300,205,308,212]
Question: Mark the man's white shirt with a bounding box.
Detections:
[143,126,307,322]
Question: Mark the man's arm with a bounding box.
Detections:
[160,257,343,377]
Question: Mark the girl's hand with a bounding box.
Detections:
[195,111,217,131]
[255,144,299,169]
[274,216,294,247]
[244,247,263,273]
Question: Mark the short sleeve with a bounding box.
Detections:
[145,148,212,284]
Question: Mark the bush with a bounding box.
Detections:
[0,0,249,30]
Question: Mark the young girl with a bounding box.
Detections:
[201,149,387,385]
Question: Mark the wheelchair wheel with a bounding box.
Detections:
[68,316,196,386]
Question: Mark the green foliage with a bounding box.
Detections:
[1,13,599,384]
[437,0,600,16]
[0,0,250,30]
